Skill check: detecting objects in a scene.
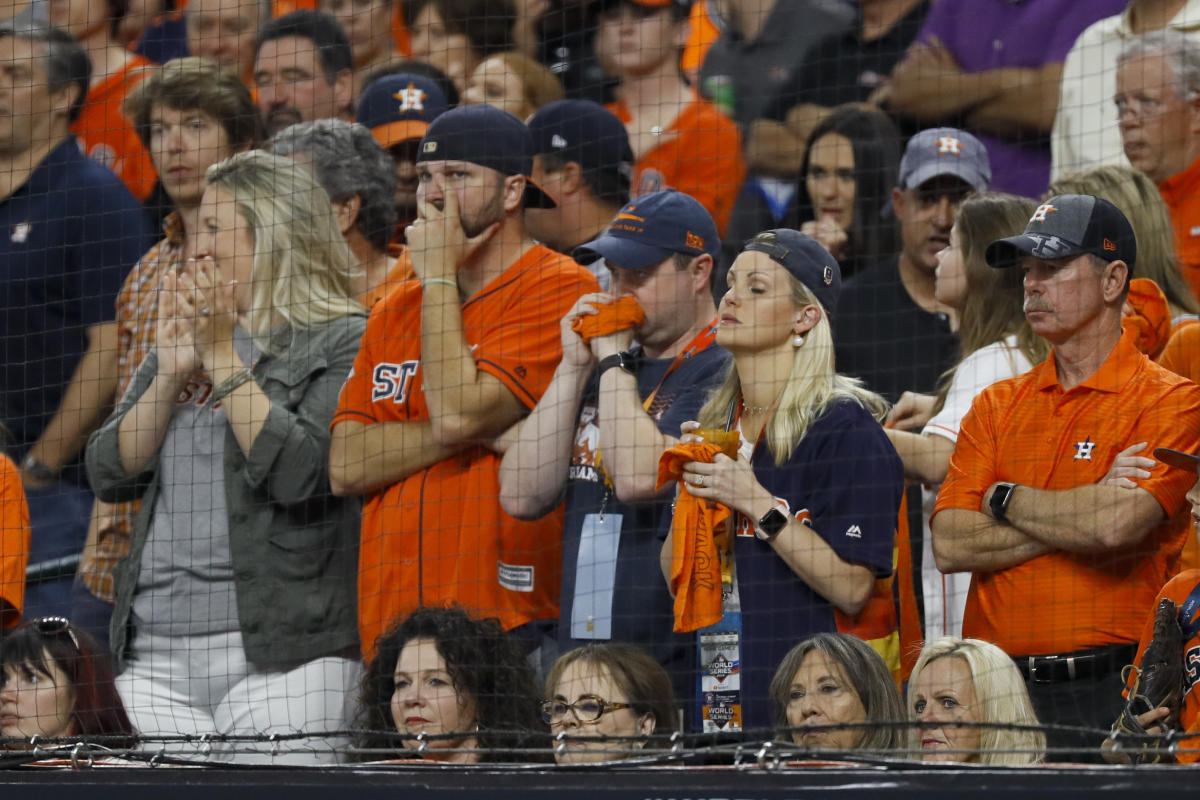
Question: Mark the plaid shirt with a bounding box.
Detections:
[79,213,185,602]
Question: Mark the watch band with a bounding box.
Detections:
[21,455,58,483]
[598,351,637,376]
[755,497,791,542]
[990,482,1017,522]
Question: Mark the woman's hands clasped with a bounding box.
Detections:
[156,256,239,379]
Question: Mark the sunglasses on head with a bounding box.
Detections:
[33,616,81,654]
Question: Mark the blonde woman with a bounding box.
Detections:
[86,151,367,763]
[462,51,565,121]
[908,637,1045,765]
[661,229,902,732]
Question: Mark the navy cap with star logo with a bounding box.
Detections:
[985,193,1137,272]
[898,126,991,193]
[356,73,451,150]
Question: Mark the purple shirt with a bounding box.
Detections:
[917,0,1127,198]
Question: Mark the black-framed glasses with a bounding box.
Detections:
[33,616,81,653]
[541,696,632,725]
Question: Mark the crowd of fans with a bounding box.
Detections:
[2,0,1200,771]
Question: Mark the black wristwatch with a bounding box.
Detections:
[756,507,789,542]
[598,350,638,376]
[989,482,1018,522]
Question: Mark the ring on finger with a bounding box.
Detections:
[200,307,212,316]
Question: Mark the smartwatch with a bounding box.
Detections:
[598,350,638,376]
[755,498,791,542]
[989,482,1018,523]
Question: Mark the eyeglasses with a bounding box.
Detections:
[541,696,632,725]
[33,616,81,653]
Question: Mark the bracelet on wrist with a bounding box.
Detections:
[207,367,254,405]
[422,278,459,291]
[20,455,58,484]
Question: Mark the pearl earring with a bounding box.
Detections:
[793,334,805,347]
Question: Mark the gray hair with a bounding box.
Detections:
[269,119,398,253]
[1117,29,1200,99]
[0,23,91,122]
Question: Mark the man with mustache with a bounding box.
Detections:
[253,10,353,138]
[933,194,1200,761]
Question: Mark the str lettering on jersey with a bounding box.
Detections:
[372,361,419,403]
[1186,644,1200,694]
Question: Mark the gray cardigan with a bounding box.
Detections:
[86,315,367,671]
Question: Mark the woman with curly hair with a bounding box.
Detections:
[357,606,546,762]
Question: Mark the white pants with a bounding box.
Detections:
[117,629,360,764]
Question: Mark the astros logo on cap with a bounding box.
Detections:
[1031,203,1056,223]
[936,136,962,156]
[394,83,426,112]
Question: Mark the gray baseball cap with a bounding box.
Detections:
[985,194,1137,272]
[898,127,991,192]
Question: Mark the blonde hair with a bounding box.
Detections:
[1049,165,1200,316]
[698,273,888,466]
[204,150,363,344]
[908,637,1045,765]
[489,51,564,115]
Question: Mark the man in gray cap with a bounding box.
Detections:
[932,194,1200,760]
[834,126,990,405]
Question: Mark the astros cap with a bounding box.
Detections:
[527,99,634,186]
[416,104,555,208]
[742,229,841,314]
[356,73,450,149]
[1154,446,1200,473]
[573,190,719,271]
[899,127,991,193]
[985,194,1137,272]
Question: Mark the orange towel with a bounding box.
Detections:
[657,440,731,633]
[1122,277,1171,360]
[571,296,645,342]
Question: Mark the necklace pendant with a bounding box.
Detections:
[650,125,663,136]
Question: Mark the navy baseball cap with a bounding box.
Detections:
[1155,446,1200,473]
[416,104,555,208]
[899,127,991,193]
[528,99,634,182]
[986,194,1137,272]
[573,190,720,271]
[356,74,451,149]
[742,229,841,313]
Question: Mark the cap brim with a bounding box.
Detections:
[522,176,556,209]
[905,161,988,194]
[986,233,1089,269]
[1155,447,1200,473]
[371,120,430,149]
[573,233,674,271]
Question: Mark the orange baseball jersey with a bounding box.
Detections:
[608,95,745,237]
[72,55,157,202]
[0,453,30,628]
[1126,569,1200,764]
[933,335,1200,656]
[1159,158,1200,304]
[358,245,415,308]
[1159,320,1200,573]
[681,0,720,83]
[334,245,599,657]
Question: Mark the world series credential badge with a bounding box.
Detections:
[698,611,742,732]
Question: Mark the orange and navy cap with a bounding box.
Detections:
[986,194,1137,272]
[574,189,718,271]
[356,74,451,150]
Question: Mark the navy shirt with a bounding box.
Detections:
[559,342,731,697]
[0,136,155,455]
[734,399,902,730]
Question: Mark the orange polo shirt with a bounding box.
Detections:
[934,334,1200,656]
[608,95,745,237]
[1159,158,1200,304]
[72,55,157,202]
[0,454,30,628]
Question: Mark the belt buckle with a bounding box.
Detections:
[1028,655,1055,684]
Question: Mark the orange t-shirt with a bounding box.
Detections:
[357,246,415,308]
[1159,158,1200,304]
[933,336,1200,656]
[608,95,745,237]
[334,245,599,657]
[681,0,720,84]
[1126,569,1200,764]
[71,55,157,203]
[0,454,30,628]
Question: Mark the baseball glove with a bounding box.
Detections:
[1112,598,1186,764]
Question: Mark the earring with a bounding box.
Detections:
[793,334,805,348]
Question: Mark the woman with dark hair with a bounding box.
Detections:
[789,106,902,279]
[406,0,517,93]
[1,617,134,747]
[357,606,546,763]
[769,633,905,753]
[543,643,678,764]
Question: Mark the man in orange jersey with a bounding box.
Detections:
[56,0,158,203]
[186,0,270,84]
[594,0,744,237]
[330,104,600,658]
[933,194,1200,761]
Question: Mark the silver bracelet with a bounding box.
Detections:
[207,367,254,405]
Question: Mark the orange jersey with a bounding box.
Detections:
[1126,569,1200,764]
[608,96,745,237]
[72,55,157,202]
[934,335,1200,655]
[0,453,30,628]
[358,246,415,308]
[334,245,599,657]
[1159,158,1200,304]
[681,0,720,83]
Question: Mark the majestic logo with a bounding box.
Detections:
[845,524,862,539]
[1031,203,1057,223]
[372,360,420,404]
[686,231,705,250]
[936,136,962,156]
[1074,436,1096,461]
[10,222,30,243]
[394,83,426,112]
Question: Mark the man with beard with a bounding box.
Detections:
[252,10,353,138]
[330,104,600,658]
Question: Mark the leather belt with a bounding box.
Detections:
[1014,644,1137,685]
